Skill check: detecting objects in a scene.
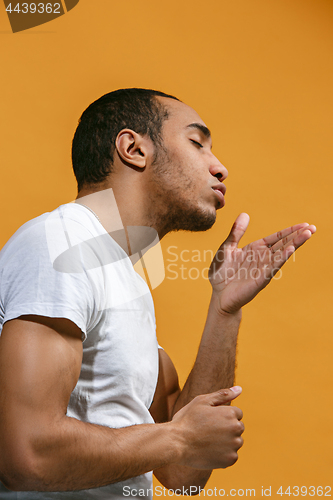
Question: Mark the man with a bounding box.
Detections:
[0,88,315,498]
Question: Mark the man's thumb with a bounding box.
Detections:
[209,386,242,406]
[224,213,250,247]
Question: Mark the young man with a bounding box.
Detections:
[0,89,315,498]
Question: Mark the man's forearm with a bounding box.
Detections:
[153,294,241,490]
[2,416,180,491]
[174,292,241,414]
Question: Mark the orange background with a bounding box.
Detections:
[1,0,332,496]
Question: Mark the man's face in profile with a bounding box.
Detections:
[148,97,229,234]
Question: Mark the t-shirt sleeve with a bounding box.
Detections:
[0,213,100,341]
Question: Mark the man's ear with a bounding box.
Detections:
[115,129,152,169]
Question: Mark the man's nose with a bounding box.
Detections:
[209,158,228,182]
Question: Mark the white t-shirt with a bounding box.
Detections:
[0,203,160,499]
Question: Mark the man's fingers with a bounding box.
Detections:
[208,386,242,407]
[232,406,244,423]
[264,228,314,277]
[224,213,250,247]
[262,223,310,247]
[270,225,316,254]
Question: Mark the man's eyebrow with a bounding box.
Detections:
[186,123,211,139]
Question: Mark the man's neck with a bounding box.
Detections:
[75,187,161,258]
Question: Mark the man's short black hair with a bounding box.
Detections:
[72,88,179,191]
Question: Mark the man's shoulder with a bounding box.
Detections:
[0,211,49,262]
[0,204,103,338]
[1,203,99,256]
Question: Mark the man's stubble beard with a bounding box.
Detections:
[149,147,216,236]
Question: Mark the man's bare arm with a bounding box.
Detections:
[150,314,241,491]
[0,316,243,492]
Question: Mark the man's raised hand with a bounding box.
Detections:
[209,213,316,315]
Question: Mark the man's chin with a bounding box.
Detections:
[170,209,216,233]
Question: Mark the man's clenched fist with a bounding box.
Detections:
[171,387,244,470]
